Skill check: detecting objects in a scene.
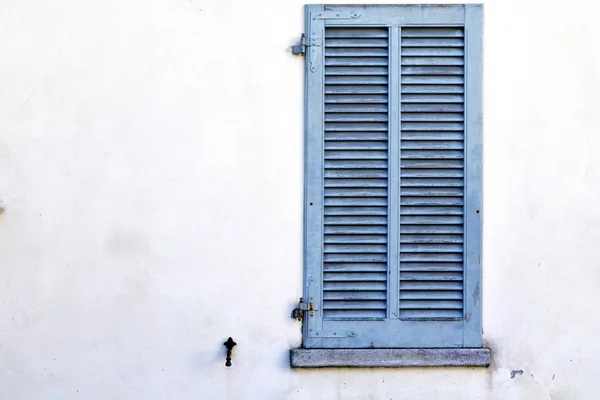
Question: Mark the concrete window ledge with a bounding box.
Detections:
[290,348,491,368]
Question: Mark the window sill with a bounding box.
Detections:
[290,348,491,368]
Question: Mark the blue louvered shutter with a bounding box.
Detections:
[323,26,390,320]
[399,27,467,320]
[303,4,482,349]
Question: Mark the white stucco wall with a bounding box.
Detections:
[1,0,600,398]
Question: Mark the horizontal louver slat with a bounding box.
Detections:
[323,27,389,320]
[326,38,388,47]
[399,27,465,320]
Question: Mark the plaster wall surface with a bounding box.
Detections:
[1,0,600,399]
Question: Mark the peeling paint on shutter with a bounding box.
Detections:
[399,27,465,320]
[323,27,389,320]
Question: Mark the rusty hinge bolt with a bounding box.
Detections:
[292,297,305,321]
[292,297,316,321]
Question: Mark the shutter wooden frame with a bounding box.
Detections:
[303,4,483,349]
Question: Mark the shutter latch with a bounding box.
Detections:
[291,297,318,321]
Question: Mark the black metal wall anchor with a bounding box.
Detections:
[223,337,236,367]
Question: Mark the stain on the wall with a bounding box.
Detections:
[511,370,524,379]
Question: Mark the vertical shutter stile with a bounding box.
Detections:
[399,27,466,320]
[323,27,390,320]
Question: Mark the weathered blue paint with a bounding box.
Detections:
[303,4,483,349]
[322,25,390,325]
[462,4,483,347]
[321,4,470,26]
[387,26,400,320]
[303,4,325,348]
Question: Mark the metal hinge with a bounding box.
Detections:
[292,297,318,321]
[292,297,357,338]
[313,10,361,20]
[291,34,306,55]
[291,34,323,56]
[309,330,357,338]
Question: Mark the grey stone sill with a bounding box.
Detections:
[290,348,491,368]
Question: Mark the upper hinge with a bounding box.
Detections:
[292,11,361,55]
[313,10,361,20]
[291,34,306,55]
[291,34,323,56]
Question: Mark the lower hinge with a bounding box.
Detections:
[308,330,357,338]
[292,298,358,338]
[292,297,317,321]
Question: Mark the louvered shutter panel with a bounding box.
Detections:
[399,27,465,320]
[323,27,389,320]
[303,4,482,349]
